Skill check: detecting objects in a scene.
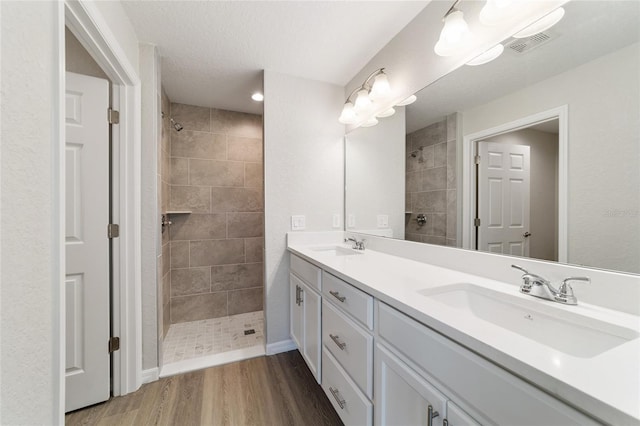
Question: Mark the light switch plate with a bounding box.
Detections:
[377,214,389,228]
[291,215,306,231]
[332,214,341,228]
[347,214,356,228]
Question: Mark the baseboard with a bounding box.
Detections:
[266,339,297,355]
[141,367,159,384]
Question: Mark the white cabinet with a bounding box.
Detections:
[290,268,321,383]
[375,344,447,426]
[446,402,481,426]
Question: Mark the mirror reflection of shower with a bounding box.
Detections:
[409,146,425,163]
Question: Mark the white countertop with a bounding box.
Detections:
[288,241,640,425]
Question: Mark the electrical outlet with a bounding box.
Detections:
[377,214,389,228]
[347,214,356,228]
[332,214,341,228]
[291,215,306,231]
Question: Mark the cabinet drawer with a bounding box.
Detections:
[377,302,599,426]
[323,271,373,329]
[323,300,373,398]
[290,254,321,291]
[322,347,373,426]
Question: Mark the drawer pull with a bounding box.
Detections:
[427,405,439,426]
[329,290,346,303]
[329,386,346,409]
[329,334,347,350]
[443,420,449,426]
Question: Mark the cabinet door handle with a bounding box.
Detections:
[443,420,448,426]
[295,285,300,305]
[427,405,439,426]
[329,334,347,350]
[329,386,346,409]
[329,290,346,303]
[298,286,303,305]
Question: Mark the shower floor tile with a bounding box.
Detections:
[162,310,264,365]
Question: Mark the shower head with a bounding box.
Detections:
[170,118,184,132]
[409,146,425,163]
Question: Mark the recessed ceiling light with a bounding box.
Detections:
[251,92,264,102]
[396,95,417,106]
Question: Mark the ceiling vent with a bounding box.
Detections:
[506,32,552,54]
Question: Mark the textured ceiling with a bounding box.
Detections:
[121,1,429,114]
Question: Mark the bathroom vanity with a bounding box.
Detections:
[287,233,640,426]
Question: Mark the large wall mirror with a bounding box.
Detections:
[345,0,639,274]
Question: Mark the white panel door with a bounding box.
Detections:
[477,141,531,257]
[65,72,110,412]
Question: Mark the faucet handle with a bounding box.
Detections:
[559,276,590,295]
[511,264,530,275]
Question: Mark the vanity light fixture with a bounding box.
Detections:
[513,7,565,38]
[339,68,392,125]
[396,95,417,106]
[479,0,517,26]
[434,0,472,57]
[376,107,396,118]
[466,44,504,66]
[251,92,264,101]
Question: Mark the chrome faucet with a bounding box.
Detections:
[345,237,366,251]
[511,265,590,305]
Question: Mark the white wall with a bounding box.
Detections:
[486,129,558,261]
[0,1,62,423]
[139,44,159,371]
[264,71,345,346]
[462,43,639,273]
[346,108,405,238]
[92,0,139,74]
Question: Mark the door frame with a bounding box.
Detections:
[461,105,568,263]
[57,0,142,416]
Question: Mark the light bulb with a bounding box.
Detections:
[376,107,396,118]
[338,102,357,124]
[466,44,504,66]
[361,117,379,127]
[434,10,471,57]
[251,92,264,101]
[396,95,417,106]
[354,89,372,111]
[369,73,391,101]
[513,7,565,39]
[480,0,515,26]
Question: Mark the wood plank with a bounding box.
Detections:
[67,351,342,426]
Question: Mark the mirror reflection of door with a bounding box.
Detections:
[475,119,559,261]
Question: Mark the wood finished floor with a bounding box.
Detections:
[66,350,342,426]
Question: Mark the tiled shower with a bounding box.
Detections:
[159,98,264,366]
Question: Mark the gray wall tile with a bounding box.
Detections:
[211,187,263,212]
[227,213,264,238]
[244,238,264,263]
[228,287,263,316]
[189,159,244,187]
[211,263,263,292]
[244,163,263,188]
[170,267,211,297]
[423,167,447,192]
[189,239,245,267]
[170,157,189,185]
[170,186,211,213]
[170,241,189,268]
[171,103,210,132]
[171,131,225,160]
[433,142,447,168]
[227,136,263,162]
[170,213,226,241]
[171,292,227,323]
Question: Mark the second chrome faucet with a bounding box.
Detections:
[512,264,590,305]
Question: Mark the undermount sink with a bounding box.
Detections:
[418,283,639,358]
[310,246,362,256]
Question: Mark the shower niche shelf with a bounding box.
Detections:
[164,210,192,215]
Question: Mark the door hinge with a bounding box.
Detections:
[107,223,120,239]
[474,218,481,227]
[108,108,120,124]
[109,337,120,353]
[474,154,481,164]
